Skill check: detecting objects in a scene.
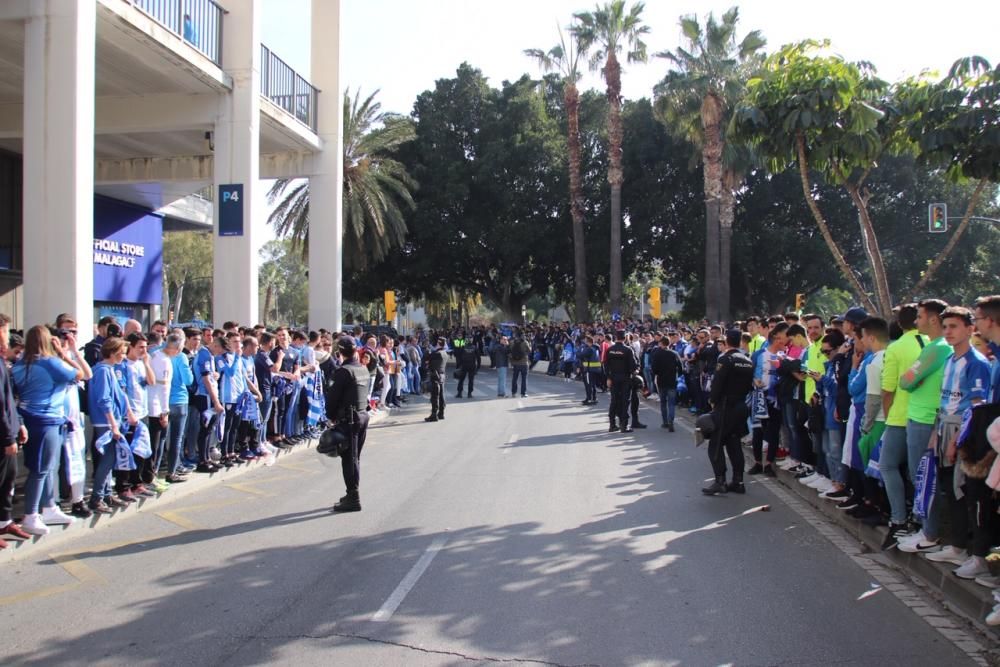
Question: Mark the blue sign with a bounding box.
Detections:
[93,196,163,305]
[218,184,244,237]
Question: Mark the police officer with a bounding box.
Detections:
[604,331,637,433]
[702,329,755,495]
[451,329,477,398]
[424,337,447,422]
[325,337,371,512]
[578,336,602,405]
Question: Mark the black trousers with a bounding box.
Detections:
[630,385,641,424]
[341,411,370,493]
[456,368,475,395]
[0,449,16,523]
[709,430,746,482]
[584,372,598,402]
[429,377,445,417]
[608,379,630,427]
[964,477,994,558]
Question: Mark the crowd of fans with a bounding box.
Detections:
[3,296,1000,626]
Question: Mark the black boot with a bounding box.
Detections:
[702,477,728,496]
[668,422,675,432]
[424,415,438,422]
[333,491,361,513]
[608,422,618,433]
[726,481,746,494]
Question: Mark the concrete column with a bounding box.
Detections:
[22,1,95,336]
[212,0,260,327]
[308,0,343,332]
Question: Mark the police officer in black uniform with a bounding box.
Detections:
[424,337,447,422]
[604,331,638,433]
[702,328,755,496]
[325,337,371,512]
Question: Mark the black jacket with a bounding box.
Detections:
[0,361,17,445]
[710,349,754,439]
[325,362,370,423]
[425,348,447,378]
[650,347,682,389]
[604,342,637,380]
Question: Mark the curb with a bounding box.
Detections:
[1,410,388,564]
[767,453,1000,636]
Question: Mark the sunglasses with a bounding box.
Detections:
[821,348,834,355]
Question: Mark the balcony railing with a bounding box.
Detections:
[261,44,318,132]
[131,0,225,66]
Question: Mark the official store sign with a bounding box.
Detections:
[93,196,163,305]
[93,239,145,268]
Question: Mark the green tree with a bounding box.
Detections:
[900,56,1000,298]
[572,0,649,315]
[162,231,212,322]
[526,25,592,321]
[257,239,309,326]
[267,88,417,270]
[730,40,911,315]
[654,6,765,322]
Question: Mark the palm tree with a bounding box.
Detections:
[572,1,649,316]
[525,26,591,321]
[267,88,417,270]
[654,7,765,322]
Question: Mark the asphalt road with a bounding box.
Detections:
[1,371,981,666]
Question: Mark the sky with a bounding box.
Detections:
[263,0,1000,118]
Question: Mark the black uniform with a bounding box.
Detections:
[707,349,754,485]
[452,338,477,397]
[604,341,637,432]
[325,361,371,505]
[425,347,447,420]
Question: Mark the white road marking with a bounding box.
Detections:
[503,433,519,454]
[372,536,448,623]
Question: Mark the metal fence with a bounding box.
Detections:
[132,0,225,65]
[261,44,318,132]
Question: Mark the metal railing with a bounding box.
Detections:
[131,0,225,66]
[261,44,318,132]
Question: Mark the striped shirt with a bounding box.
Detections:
[939,348,991,415]
[215,353,242,404]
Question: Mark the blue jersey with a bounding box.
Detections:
[194,347,215,398]
[940,348,991,415]
[11,356,77,420]
[215,353,242,404]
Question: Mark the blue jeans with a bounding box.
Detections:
[258,390,273,445]
[22,421,64,514]
[823,428,846,484]
[880,425,909,524]
[658,388,676,426]
[167,403,188,475]
[512,365,528,396]
[496,366,508,395]
[184,398,201,463]
[782,401,806,462]
[89,426,117,507]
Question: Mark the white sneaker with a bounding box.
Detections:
[898,534,941,554]
[955,555,990,579]
[975,574,1000,589]
[806,476,831,490]
[898,529,927,546]
[41,505,75,526]
[21,513,50,536]
[778,458,798,470]
[798,472,820,485]
[987,604,1000,626]
[925,545,967,565]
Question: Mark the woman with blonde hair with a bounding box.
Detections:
[11,325,85,535]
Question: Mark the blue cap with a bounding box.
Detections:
[841,307,868,325]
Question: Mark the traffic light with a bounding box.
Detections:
[647,286,662,319]
[384,290,397,322]
[929,203,948,233]
[795,293,806,312]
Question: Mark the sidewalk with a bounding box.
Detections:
[1,409,389,564]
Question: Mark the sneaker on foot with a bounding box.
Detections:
[41,506,75,525]
[881,522,907,550]
[0,521,31,539]
[21,514,49,536]
[987,604,1000,626]
[898,536,942,554]
[955,555,990,579]
[747,463,764,475]
[925,545,967,565]
[70,502,93,519]
[974,574,1000,589]
[820,488,851,501]
[764,465,777,478]
[835,497,861,511]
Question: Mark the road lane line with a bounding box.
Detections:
[503,433,519,454]
[372,536,448,622]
